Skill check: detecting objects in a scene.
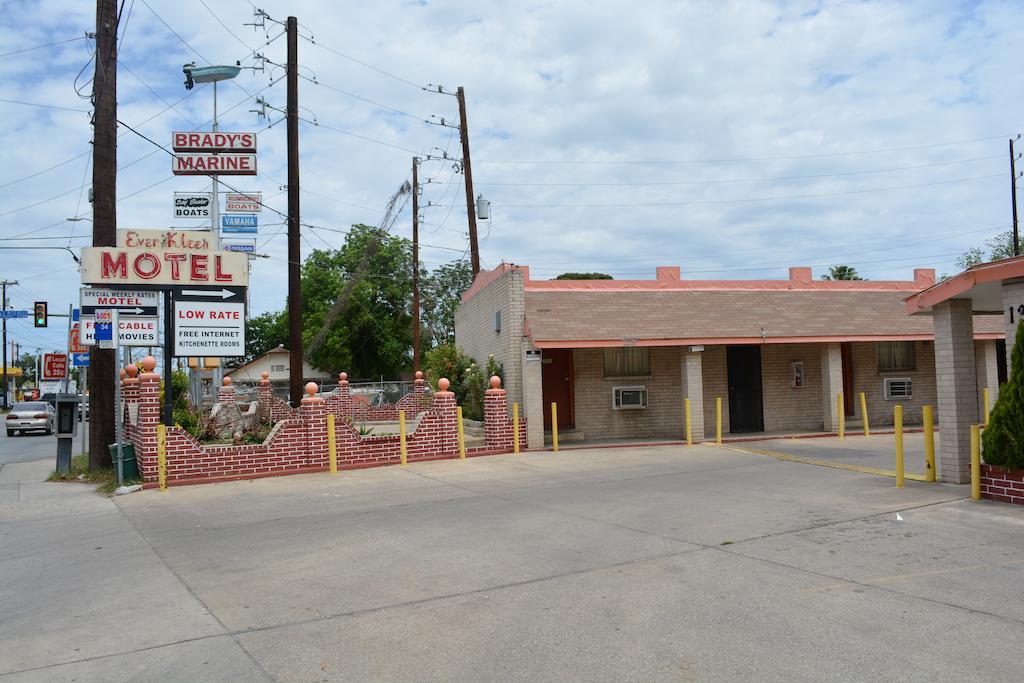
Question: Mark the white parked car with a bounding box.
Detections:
[6,401,56,436]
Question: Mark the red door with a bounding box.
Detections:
[542,349,574,430]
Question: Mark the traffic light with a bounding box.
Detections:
[33,301,47,328]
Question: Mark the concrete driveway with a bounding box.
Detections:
[3,444,1024,681]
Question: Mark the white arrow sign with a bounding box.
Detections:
[180,288,236,299]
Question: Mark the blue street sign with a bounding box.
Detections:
[224,243,255,253]
[72,308,80,322]
[0,310,29,319]
[72,352,90,367]
[222,214,257,229]
[95,322,112,343]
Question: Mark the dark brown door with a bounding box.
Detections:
[841,342,855,416]
[726,346,764,432]
[542,349,574,429]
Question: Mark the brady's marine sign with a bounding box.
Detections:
[80,247,249,287]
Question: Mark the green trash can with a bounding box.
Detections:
[108,443,139,481]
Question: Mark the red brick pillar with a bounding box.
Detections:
[136,356,161,475]
[484,375,512,450]
[122,364,139,431]
[257,371,272,422]
[300,381,328,465]
[433,378,459,457]
[338,372,351,418]
[218,376,236,407]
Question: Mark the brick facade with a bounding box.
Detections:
[124,370,523,488]
[933,300,979,484]
[980,464,1024,506]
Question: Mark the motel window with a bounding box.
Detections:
[877,342,915,372]
[604,347,650,377]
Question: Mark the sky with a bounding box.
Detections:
[1,0,1023,357]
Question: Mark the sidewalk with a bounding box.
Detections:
[0,460,268,681]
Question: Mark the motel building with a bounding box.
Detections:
[454,264,1005,452]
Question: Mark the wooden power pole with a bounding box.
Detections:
[89,0,118,469]
[411,157,421,372]
[286,16,303,404]
[1011,138,1020,257]
[455,86,480,275]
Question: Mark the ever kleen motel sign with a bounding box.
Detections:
[79,247,249,287]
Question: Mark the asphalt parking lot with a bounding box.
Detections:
[3,442,1024,681]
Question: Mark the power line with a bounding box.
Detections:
[198,0,254,52]
[476,134,1012,165]
[497,173,1003,208]
[300,34,423,90]
[475,154,1003,187]
[0,36,87,58]
[141,0,207,62]
[301,117,421,154]
[0,98,90,113]
[298,73,426,121]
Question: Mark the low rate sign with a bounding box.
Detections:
[173,300,245,356]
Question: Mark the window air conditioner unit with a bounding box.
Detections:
[613,385,648,410]
[884,377,912,400]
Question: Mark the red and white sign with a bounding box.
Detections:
[172,131,256,153]
[79,317,158,347]
[118,229,213,252]
[70,323,87,354]
[224,192,262,213]
[173,154,257,176]
[80,248,249,287]
[173,301,245,356]
[43,353,68,381]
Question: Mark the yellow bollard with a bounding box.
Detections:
[157,424,167,492]
[837,393,845,439]
[684,398,692,446]
[923,405,935,482]
[715,397,722,445]
[457,406,466,459]
[399,409,407,466]
[512,402,520,455]
[859,392,870,436]
[894,404,904,488]
[982,387,990,426]
[327,413,338,475]
[971,424,981,500]
[551,402,559,452]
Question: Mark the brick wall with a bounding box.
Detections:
[125,373,522,488]
[702,346,730,437]
[761,343,825,432]
[571,346,684,440]
[454,267,525,412]
[849,341,937,427]
[980,464,1024,505]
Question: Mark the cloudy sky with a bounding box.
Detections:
[1,0,1022,355]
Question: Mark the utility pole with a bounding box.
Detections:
[89,0,118,469]
[286,16,303,404]
[1,280,15,410]
[411,157,421,372]
[455,87,480,275]
[1011,137,1020,257]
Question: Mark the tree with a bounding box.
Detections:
[300,224,413,379]
[982,322,1024,470]
[421,260,473,347]
[554,272,613,280]
[233,311,288,368]
[955,230,1023,271]
[821,265,864,281]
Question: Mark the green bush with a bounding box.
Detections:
[422,344,500,421]
[982,322,1024,470]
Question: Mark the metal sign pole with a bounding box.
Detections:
[111,309,123,486]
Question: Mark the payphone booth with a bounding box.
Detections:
[55,394,78,474]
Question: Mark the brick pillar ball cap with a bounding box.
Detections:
[141,355,158,378]
[260,370,270,384]
[485,375,505,394]
[301,381,324,404]
[222,376,233,386]
[125,364,138,378]
[119,368,126,380]
[415,370,424,380]
[339,372,348,383]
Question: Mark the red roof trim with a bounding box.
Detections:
[530,332,1003,349]
[905,255,1024,313]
